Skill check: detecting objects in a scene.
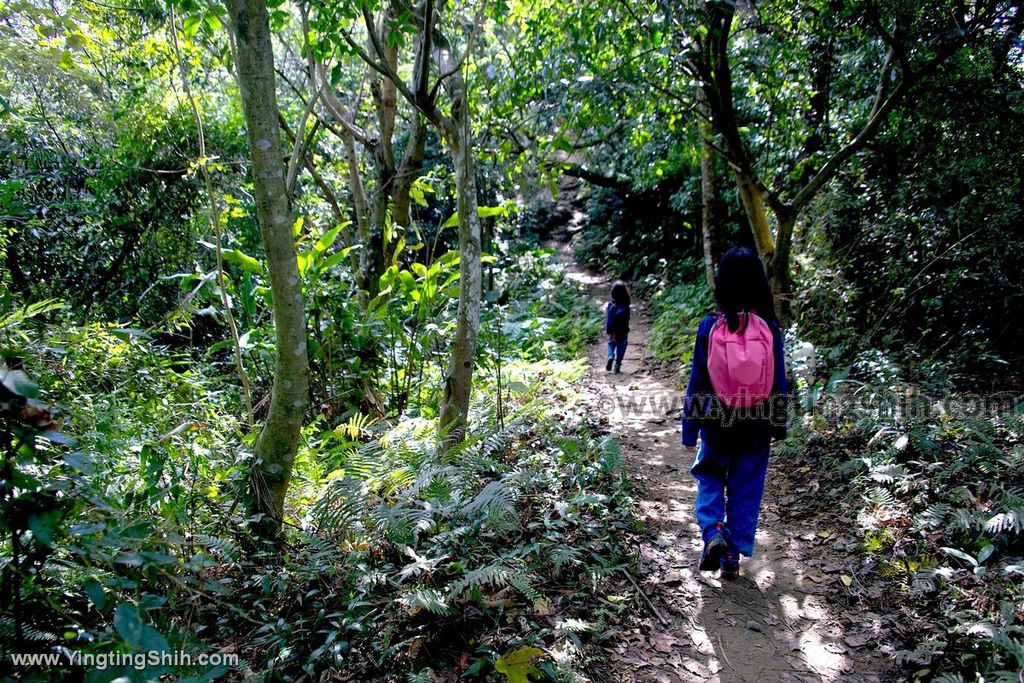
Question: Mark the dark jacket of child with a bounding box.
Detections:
[606,303,630,339]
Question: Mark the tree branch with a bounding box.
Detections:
[869,46,895,120]
[791,16,980,212]
[560,163,630,189]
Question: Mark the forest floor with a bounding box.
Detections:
[552,235,899,683]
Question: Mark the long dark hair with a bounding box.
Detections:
[611,280,631,306]
[714,247,777,332]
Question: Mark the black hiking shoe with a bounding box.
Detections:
[605,358,614,371]
[720,553,739,580]
[613,361,622,374]
[699,526,728,571]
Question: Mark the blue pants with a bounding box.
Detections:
[691,438,770,557]
[607,336,627,361]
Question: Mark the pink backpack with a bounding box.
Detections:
[707,312,775,408]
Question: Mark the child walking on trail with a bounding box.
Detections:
[605,281,631,374]
[682,247,789,579]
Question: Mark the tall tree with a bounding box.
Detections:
[312,3,428,296]
[224,0,310,541]
[692,0,1014,319]
[342,0,484,452]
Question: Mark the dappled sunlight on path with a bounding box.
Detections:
[559,249,891,683]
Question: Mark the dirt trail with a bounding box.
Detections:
[559,250,893,683]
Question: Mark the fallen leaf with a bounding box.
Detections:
[650,632,677,653]
[844,632,875,648]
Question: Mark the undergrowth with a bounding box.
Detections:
[798,376,1024,681]
[645,280,713,371]
[0,246,626,681]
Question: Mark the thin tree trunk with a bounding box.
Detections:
[392,112,427,230]
[224,0,310,542]
[341,128,373,295]
[735,173,775,265]
[349,0,481,452]
[170,8,255,428]
[436,66,482,455]
[769,214,796,323]
[697,89,718,289]
[369,166,390,279]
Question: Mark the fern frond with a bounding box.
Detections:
[448,562,512,597]
[461,479,517,521]
[869,463,909,484]
[507,570,541,603]
[863,486,896,506]
[312,476,370,536]
[550,545,583,574]
[951,508,984,532]
[401,588,456,617]
[985,508,1023,536]
[914,502,951,530]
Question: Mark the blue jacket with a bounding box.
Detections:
[682,314,789,448]
[606,303,630,338]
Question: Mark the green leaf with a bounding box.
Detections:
[441,212,459,229]
[297,250,314,277]
[321,251,349,271]
[378,265,398,292]
[1,367,38,398]
[68,522,105,535]
[28,510,62,547]
[63,451,95,474]
[65,33,87,50]
[58,49,75,70]
[202,12,222,32]
[139,625,170,653]
[182,14,201,38]
[114,604,144,646]
[551,134,574,153]
[941,547,978,566]
[477,205,507,219]
[315,224,345,253]
[223,248,263,274]
[84,580,107,611]
[39,430,75,446]
[111,328,151,341]
[495,646,545,683]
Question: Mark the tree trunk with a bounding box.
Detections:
[735,173,775,265]
[369,163,390,280]
[697,90,718,289]
[769,214,796,324]
[436,67,482,455]
[225,0,309,542]
[392,112,427,230]
[340,127,373,295]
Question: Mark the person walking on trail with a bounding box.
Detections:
[682,247,789,579]
[605,281,631,374]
